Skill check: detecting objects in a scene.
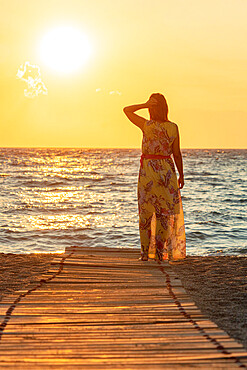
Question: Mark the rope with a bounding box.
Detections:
[0,249,75,340]
[158,263,247,368]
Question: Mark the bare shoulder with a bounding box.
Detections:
[168,120,178,128]
[165,120,179,134]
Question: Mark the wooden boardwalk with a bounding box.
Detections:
[0,246,246,369]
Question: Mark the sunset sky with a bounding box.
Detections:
[1,0,246,148]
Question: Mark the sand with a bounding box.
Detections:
[0,253,246,349]
[0,253,60,300]
[171,256,247,349]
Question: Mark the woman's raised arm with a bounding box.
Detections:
[123,98,157,130]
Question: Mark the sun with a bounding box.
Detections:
[39,26,92,74]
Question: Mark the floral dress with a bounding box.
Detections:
[138,120,186,261]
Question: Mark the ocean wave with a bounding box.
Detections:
[21,179,73,187]
[186,231,208,240]
[208,211,222,216]
[239,198,247,203]
[195,220,226,226]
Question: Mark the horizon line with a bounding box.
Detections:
[0,146,246,150]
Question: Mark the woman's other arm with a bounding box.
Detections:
[123,98,157,130]
[172,126,184,189]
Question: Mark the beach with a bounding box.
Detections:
[171,256,247,350]
[0,252,246,351]
[0,253,59,300]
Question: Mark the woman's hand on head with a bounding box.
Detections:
[123,96,157,130]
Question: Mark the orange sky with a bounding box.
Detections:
[1,0,246,148]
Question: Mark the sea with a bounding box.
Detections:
[0,148,246,256]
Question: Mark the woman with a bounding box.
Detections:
[123,93,186,261]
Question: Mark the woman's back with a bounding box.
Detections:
[142,120,177,156]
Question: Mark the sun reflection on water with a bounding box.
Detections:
[0,148,246,255]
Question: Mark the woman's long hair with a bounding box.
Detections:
[149,93,168,122]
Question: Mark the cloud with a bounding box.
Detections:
[16,61,48,98]
[109,90,122,96]
[96,88,122,96]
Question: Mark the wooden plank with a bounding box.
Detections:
[0,246,246,369]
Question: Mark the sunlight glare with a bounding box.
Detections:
[39,26,92,74]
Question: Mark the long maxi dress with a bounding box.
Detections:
[138,119,186,261]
